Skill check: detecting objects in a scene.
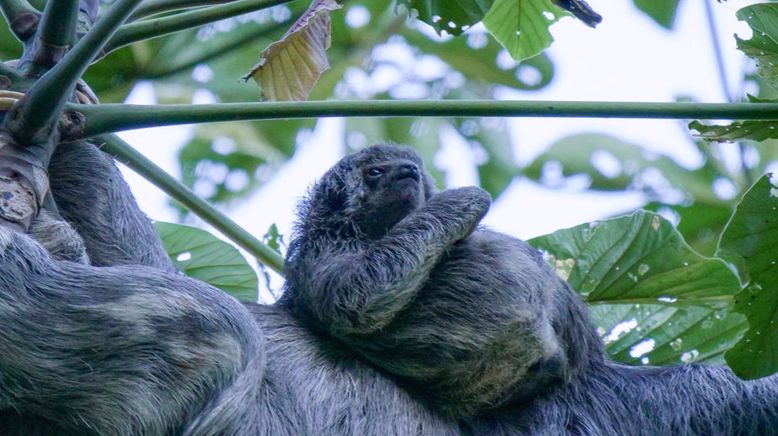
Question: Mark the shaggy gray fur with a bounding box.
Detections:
[281,145,576,416]
[0,142,776,435]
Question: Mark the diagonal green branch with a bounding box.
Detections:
[129,0,235,21]
[65,100,778,140]
[106,0,292,53]
[5,0,143,145]
[99,134,285,274]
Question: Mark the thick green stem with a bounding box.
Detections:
[37,0,79,47]
[106,0,292,53]
[0,0,38,40]
[20,0,79,73]
[129,0,235,21]
[5,0,142,145]
[99,134,285,274]
[66,100,778,139]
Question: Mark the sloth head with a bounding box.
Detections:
[296,144,437,242]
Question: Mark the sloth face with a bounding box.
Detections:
[353,157,424,240]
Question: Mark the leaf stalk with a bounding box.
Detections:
[99,134,285,274]
[66,100,778,139]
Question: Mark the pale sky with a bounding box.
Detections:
[116,0,758,298]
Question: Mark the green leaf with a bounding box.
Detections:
[398,0,494,36]
[590,303,745,366]
[645,201,734,256]
[483,0,567,60]
[689,119,778,143]
[720,174,778,379]
[689,4,778,142]
[156,222,259,302]
[246,0,342,101]
[632,0,681,29]
[736,3,778,89]
[530,211,745,366]
[531,211,741,303]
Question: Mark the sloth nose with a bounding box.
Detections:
[395,161,419,181]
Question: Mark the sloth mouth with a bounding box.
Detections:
[389,178,421,205]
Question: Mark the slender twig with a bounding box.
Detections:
[19,0,79,72]
[143,20,287,79]
[0,0,38,41]
[703,0,754,186]
[129,0,235,21]
[106,0,292,53]
[4,0,143,145]
[65,100,778,139]
[99,134,285,274]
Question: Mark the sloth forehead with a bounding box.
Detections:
[345,144,424,170]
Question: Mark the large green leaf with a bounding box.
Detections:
[720,174,778,379]
[397,0,494,36]
[531,211,741,303]
[483,0,567,60]
[156,222,258,302]
[530,211,745,365]
[590,303,745,365]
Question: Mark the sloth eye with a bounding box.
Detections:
[367,167,384,177]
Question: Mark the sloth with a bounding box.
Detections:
[280,144,581,416]
[2,140,776,435]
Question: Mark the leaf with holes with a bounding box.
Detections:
[156,222,258,302]
[591,303,745,366]
[736,3,778,89]
[530,210,745,366]
[720,174,778,379]
[689,4,778,143]
[483,0,568,60]
[397,0,494,36]
[245,0,342,101]
[689,120,778,143]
